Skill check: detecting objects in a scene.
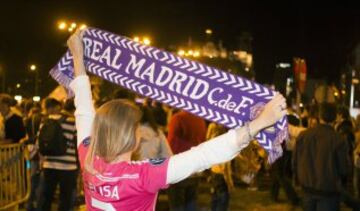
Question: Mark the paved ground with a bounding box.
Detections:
[20,186,352,211]
[156,187,301,211]
[19,175,353,210]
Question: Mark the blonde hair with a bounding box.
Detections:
[85,99,142,174]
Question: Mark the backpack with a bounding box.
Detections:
[38,116,67,156]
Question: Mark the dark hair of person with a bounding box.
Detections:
[337,119,355,152]
[0,93,17,107]
[308,104,319,118]
[337,105,350,120]
[319,103,337,123]
[23,100,34,114]
[287,114,301,126]
[140,106,159,135]
[44,98,62,110]
[64,99,75,112]
[113,88,135,101]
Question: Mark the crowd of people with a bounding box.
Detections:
[1,86,360,210]
[0,31,358,211]
[0,84,277,211]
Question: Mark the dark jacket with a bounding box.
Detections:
[293,124,351,195]
[5,113,26,143]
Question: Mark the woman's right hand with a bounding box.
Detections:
[67,29,87,77]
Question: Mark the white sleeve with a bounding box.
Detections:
[166,127,249,184]
[69,75,95,147]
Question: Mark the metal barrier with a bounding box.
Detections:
[0,143,31,210]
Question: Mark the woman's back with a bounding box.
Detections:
[78,139,170,210]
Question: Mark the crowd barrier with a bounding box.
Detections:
[0,143,31,210]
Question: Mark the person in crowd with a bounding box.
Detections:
[336,113,360,210]
[166,108,207,211]
[206,122,233,211]
[112,87,135,101]
[37,98,78,211]
[336,105,352,129]
[66,29,287,211]
[306,104,320,129]
[233,141,266,190]
[293,102,351,211]
[0,93,26,143]
[354,114,360,197]
[269,113,300,206]
[23,101,43,211]
[152,101,168,130]
[135,106,172,160]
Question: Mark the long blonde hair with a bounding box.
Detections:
[85,99,142,174]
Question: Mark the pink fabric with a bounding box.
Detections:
[78,140,169,211]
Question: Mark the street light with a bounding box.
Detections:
[133,36,140,42]
[143,37,151,45]
[58,21,67,30]
[33,96,41,102]
[57,20,87,32]
[205,29,213,35]
[29,64,39,96]
[30,64,36,71]
[14,95,22,103]
[178,50,185,56]
[193,51,200,57]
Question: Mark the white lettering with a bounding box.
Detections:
[155,66,173,87]
[189,79,209,100]
[98,186,120,200]
[182,76,196,97]
[99,46,112,66]
[169,71,187,93]
[125,54,146,78]
[111,186,119,200]
[208,88,254,114]
[234,96,253,114]
[83,38,92,57]
[111,49,123,70]
[141,63,156,83]
[91,40,103,60]
[208,88,223,105]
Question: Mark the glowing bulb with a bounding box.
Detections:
[58,22,67,30]
[33,96,41,102]
[143,37,151,45]
[178,50,185,56]
[30,64,36,71]
[133,36,140,42]
[205,29,213,35]
[14,95,22,103]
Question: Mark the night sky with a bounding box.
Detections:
[1,1,359,96]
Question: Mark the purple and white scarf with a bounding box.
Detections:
[50,28,288,163]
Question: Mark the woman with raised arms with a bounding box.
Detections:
[67,29,287,211]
